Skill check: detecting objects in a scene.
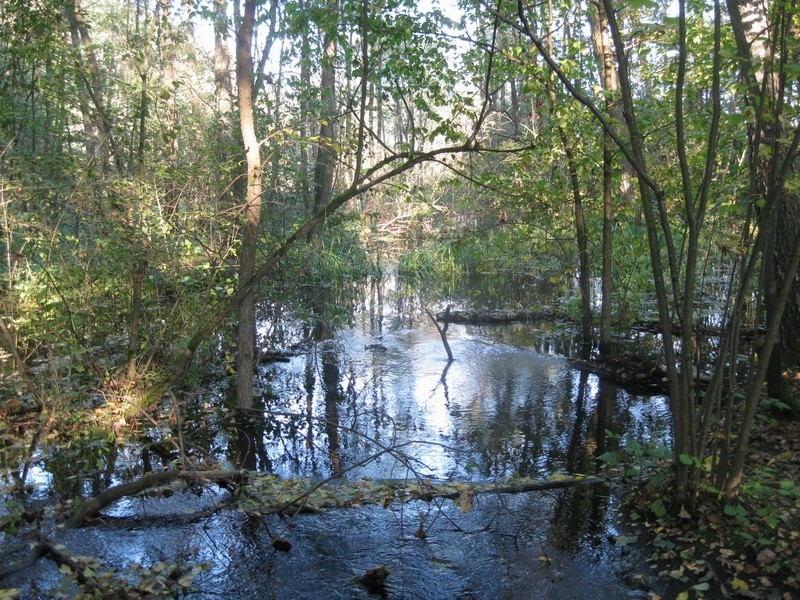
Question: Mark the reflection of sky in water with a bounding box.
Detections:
[5,272,673,599]
[256,313,672,482]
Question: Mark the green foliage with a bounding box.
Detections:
[398,242,460,280]
[614,420,800,598]
[597,431,672,485]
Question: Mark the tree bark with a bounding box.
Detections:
[213,0,234,118]
[64,0,124,175]
[66,470,248,528]
[309,0,339,230]
[235,0,262,410]
[588,0,620,357]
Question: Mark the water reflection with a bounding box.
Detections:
[2,272,677,600]
[242,273,671,487]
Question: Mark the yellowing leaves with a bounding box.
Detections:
[731,577,749,591]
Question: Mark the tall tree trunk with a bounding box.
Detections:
[309,0,339,232]
[299,4,312,214]
[596,0,690,503]
[67,21,99,160]
[159,0,177,164]
[64,0,124,175]
[213,0,234,118]
[588,0,621,357]
[546,0,592,355]
[727,0,800,398]
[211,0,238,251]
[235,0,262,410]
[127,9,160,379]
[353,0,369,185]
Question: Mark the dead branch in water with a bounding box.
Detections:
[426,305,454,362]
[66,469,248,528]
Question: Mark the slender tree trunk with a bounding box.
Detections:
[235,0,262,410]
[546,0,591,355]
[353,0,369,185]
[67,21,99,160]
[128,10,159,379]
[309,0,339,234]
[64,0,123,175]
[213,0,234,118]
[299,9,312,214]
[159,0,177,164]
[588,0,620,357]
[596,0,689,503]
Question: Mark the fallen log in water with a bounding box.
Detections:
[435,309,566,324]
[239,472,608,516]
[64,467,605,531]
[571,355,672,395]
[65,469,248,528]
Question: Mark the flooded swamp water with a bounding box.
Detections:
[1,274,673,599]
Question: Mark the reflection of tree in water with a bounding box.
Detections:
[460,366,584,479]
[229,395,273,472]
[549,378,618,555]
[42,437,119,500]
[321,347,343,475]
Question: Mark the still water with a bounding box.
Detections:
[3,273,671,598]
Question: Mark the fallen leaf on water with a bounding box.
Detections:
[359,565,393,591]
[271,536,291,552]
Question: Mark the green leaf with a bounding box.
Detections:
[765,515,779,529]
[597,451,620,464]
[651,498,667,518]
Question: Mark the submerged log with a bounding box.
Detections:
[571,355,670,395]
[435,308,564,324]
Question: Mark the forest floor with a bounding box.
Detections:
[624,375,800,600]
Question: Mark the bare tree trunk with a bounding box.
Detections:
[67,21,99,160]
[353,0,369,185]
[546,0,592,355]
[597,0,689,502]
[299,8,312,214]
[128,9,159,379]
[64,0,124,176]
[213,0,234,118]
[159,0,177,164]
[588,0,620,357]
[235,0,262,410]
[309,0,339,234]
